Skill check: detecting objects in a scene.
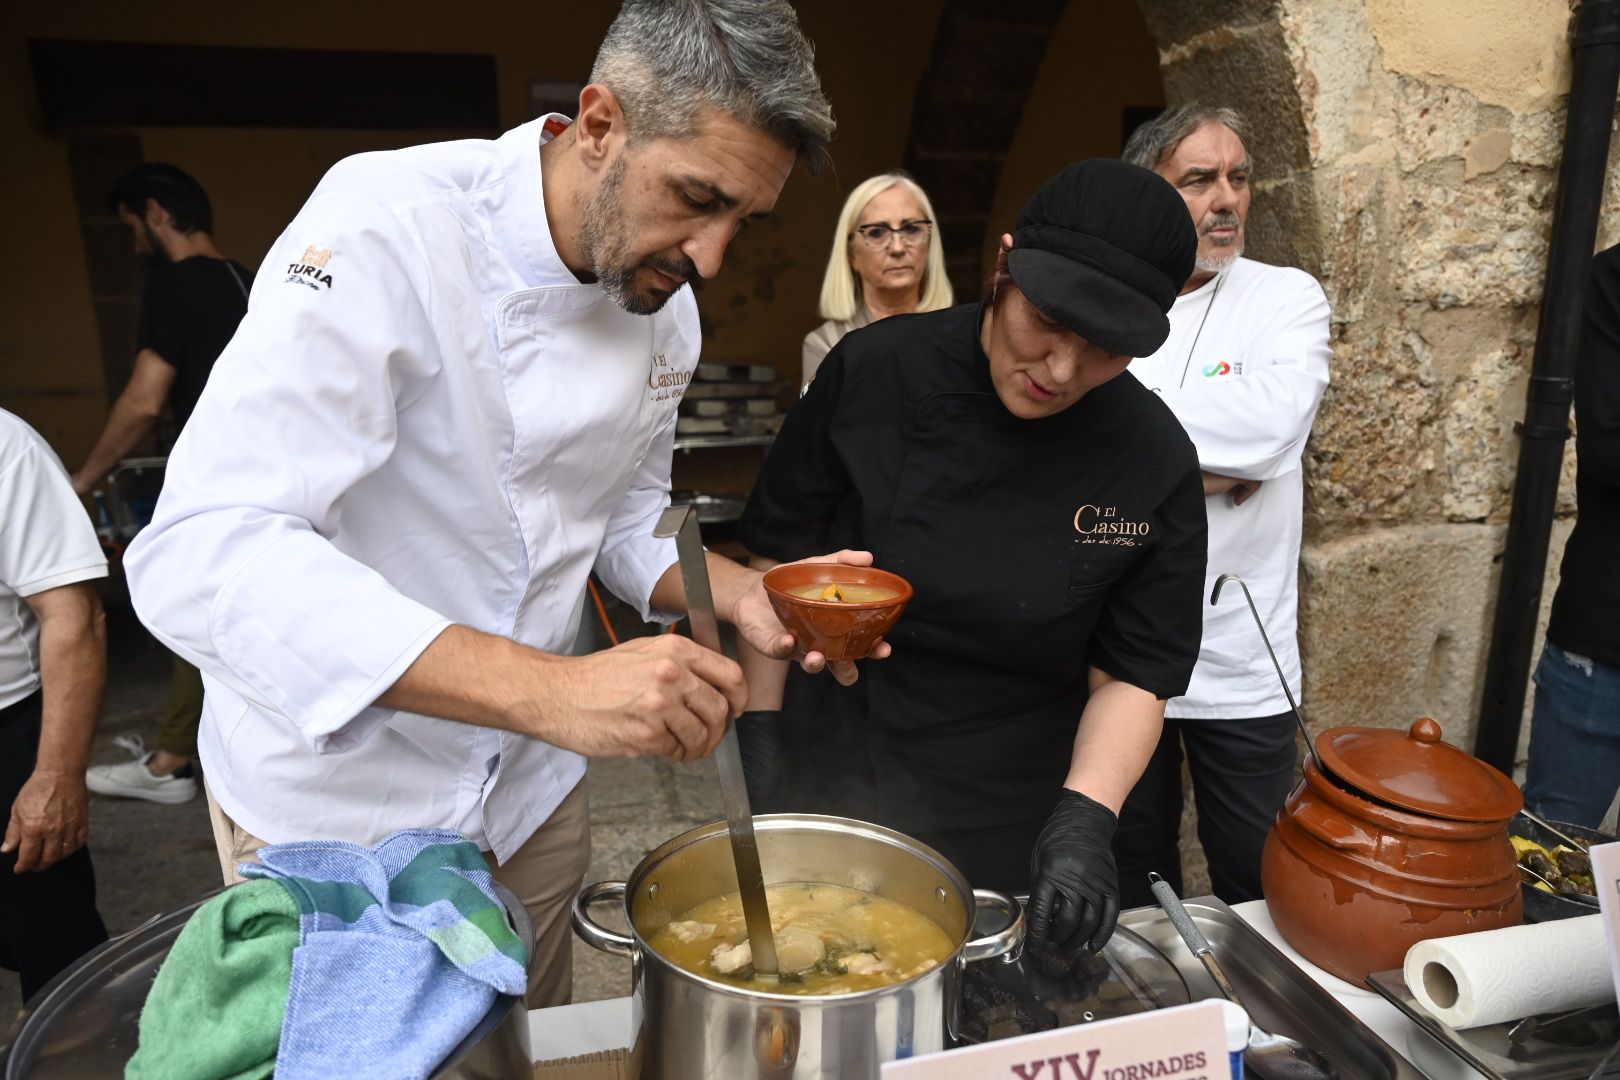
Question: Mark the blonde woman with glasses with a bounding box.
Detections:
[802,172,953,387]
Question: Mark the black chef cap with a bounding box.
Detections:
[1007,159,1197,357]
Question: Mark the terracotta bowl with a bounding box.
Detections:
[1262,756,1522,985]
[761,564,913,661]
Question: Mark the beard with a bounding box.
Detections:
[1195,209,1243,274]
[135,220,169,267]
[581,155,695,316]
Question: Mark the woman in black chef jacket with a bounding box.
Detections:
[736,159,1207,958]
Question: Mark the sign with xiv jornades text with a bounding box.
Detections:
[881,998,1231,1080]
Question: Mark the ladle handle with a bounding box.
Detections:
[1148,873,1242,1005]
[1210,572,1318,768]
[653,503,779,977]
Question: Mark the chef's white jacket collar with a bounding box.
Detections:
[496,113,576,290]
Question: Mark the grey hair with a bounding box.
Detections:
[1122,105,1251,172]
[592,0,836,174]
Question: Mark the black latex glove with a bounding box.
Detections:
[1027,788,1121,955]
[734,710,781,807]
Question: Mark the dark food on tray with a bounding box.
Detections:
[960,931,1189,1044]
[1512,834,1597,897]
[646,882,953,995]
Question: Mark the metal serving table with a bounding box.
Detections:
[1119,897,1427,1080]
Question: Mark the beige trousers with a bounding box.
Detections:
[205,779,592,1009]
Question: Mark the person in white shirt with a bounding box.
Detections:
[0,409,110,1000]
[124,0,858,1007]
[1114,105,1332,907]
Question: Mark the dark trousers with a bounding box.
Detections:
[0,691,108,1001]
[1114,711,1298,908]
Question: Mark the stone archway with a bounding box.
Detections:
[901,0,1071,299]
[901,0,1321,294]
[1134,0,1323,275]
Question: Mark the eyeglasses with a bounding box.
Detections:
[851,219,933,249]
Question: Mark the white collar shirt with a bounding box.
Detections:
[125,117,698,862]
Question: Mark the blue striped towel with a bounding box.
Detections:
[240,829,528,1080]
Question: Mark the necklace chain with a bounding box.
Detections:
[1175,273,1225,389]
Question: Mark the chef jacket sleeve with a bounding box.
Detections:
[1157,271,1331,481]
[737,344,854,563]
[1086,457,1208,699]
[594,403,681,624]
[124,190,453,754]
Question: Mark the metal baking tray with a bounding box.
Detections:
[1118,898,1426,1080]
[1368,968,1620,1079]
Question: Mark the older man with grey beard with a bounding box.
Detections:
[1115,105,1332,908]
[125,0,869,1007]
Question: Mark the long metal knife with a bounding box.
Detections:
[653,504,779,976]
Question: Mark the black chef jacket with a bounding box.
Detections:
[739,303,1207,838]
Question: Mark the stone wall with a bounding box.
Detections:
[1139,0,1610,760]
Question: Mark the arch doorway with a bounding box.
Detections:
[903,0,1318,296]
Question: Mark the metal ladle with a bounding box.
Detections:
[1149,873,1337,1080]
[653,504,779,977]
[1210,572,1321,772]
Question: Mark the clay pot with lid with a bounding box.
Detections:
[1261,716,1524,985]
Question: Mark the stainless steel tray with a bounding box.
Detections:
[1368,968,1620,1079]
[1119,898,1426,1080]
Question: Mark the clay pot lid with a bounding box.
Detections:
[1316,717,1524,822]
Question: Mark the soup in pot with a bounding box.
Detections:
[646,882,953,995]
[786,583,900,604]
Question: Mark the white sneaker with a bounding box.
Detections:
[85,735,198,805]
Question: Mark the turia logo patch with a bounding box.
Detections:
[284,244,335,291]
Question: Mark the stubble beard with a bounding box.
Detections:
[1196,211,1243,275]
[581,155,679,316]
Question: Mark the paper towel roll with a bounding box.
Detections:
[1403,915,1614,1029]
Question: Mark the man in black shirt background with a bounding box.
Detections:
[73,164,253,806]
[1522,243,1620,829]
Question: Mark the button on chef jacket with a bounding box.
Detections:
[738,303,1207,838]
[124,116,697,863]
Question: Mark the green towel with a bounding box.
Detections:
[126,880,299,1080]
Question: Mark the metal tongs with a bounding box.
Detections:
[1150,873,1337,1080]
[653,504,779,976]
[1210,572,1321,772]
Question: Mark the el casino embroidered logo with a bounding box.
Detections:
[647,353,690,403]
[1073,504,1151,546]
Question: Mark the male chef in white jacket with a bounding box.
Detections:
[124,0,862,1006]
[1114,105,1332,908]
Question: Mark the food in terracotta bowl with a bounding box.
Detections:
[762,563,912,661]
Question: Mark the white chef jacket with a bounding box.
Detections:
[125,116,698,862]
[1128,257,1331,719]
[0,409,109,709]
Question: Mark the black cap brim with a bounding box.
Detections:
[1007,247,1172,358]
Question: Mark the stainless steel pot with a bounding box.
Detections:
[572,813,1024,1079]
[0,882,533,1079]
